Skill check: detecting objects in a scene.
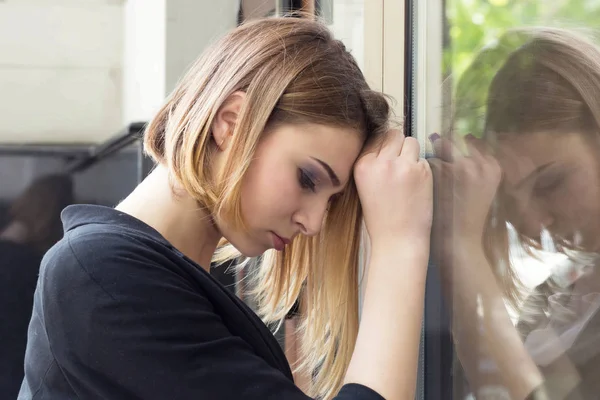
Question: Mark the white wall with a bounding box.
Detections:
[1,0,244,144]
[164,0,239,95]
[0,0,124,144]
[122,0,166,125]
[122,0,239,125]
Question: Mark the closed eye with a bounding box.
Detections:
[534,176,562,193]
[534,169,569,195]
[298,168,316,192]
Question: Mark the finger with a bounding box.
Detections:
[418,158,432,177]
[464,134,486,162]
[378,129,405,158]
[399,137,420,161]
[428,159,451,184]
[427,157,440,170]
[432,137,458,162]
[465,135,501,176]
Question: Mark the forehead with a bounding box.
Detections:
[496,132,591,186]
[263,122,363,173]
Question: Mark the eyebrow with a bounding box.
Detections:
[310,157,341,187]
[515,162,555,189]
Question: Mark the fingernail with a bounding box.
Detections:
[429,133,440,143]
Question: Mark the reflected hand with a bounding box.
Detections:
[428,134,502,257]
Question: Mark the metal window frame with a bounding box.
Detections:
[406,0,454,399]
[0,122,153,183]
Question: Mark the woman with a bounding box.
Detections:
[431,27,600,399]
[19,17,433,400]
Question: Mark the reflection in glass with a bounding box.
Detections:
[0,174,74,398]
[429,1,600,399]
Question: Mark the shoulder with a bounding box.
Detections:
[40,222,198,304]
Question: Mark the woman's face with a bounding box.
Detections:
[496,131,600,250]
[219,123,363,257]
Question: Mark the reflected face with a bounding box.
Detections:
[219,123,363,257]
[496,131,600,250]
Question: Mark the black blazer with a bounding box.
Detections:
[18,205,383,400]
[0,240,43,399]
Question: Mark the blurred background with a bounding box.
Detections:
[2,1,600,399]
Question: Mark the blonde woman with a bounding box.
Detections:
[19,17,433,400]
[431,27,600,400]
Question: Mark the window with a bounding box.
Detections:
[412,1,600,399]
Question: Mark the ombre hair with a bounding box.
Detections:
[143,16,390,399]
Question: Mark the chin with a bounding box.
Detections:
[237,247,266,258]
[225,236,268,259]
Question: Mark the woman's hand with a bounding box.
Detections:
[428,135,547,400]
[347,129,433,400]
[429,134,502,256]
[354,130,433,250]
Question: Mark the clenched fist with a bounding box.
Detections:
[354,130,433,249]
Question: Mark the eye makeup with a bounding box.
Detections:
[298,167,319,192]
[534,172,564,194]
[533,165,575,195]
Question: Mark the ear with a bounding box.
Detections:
[212,91,246,151]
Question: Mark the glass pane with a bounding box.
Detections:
[418,0,600,399]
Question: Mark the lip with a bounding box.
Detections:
[271,232,291,251]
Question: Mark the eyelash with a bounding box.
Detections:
[534,174,563,194]
[298,168,316,192]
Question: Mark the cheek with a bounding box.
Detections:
[240,160,301,225]
[549,172,599,222]
[576,171,600,217]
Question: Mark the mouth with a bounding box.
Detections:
[270,232,292,251]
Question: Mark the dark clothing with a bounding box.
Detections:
[19,205,384,400]
[0,240,43,399]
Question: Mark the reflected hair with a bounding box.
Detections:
[8,174,74,252]
[481,27,600,308]
[143,16,390,399]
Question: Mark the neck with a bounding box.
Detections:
[115,165,221,270]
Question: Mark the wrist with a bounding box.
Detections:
[369,231,431,251]
[370,235,430,258]
[366,241,430,286]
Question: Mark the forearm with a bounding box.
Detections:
[441,244,543,400]
[284,318,311,393]
[345,241,429,400]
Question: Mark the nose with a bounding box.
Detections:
[293,198,329,237]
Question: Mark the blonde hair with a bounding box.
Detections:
[143,16,390,399]
[479,27,600,308]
